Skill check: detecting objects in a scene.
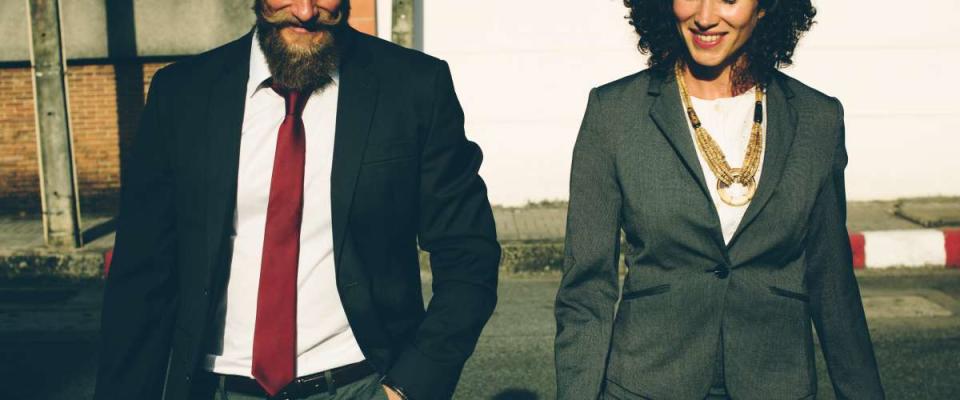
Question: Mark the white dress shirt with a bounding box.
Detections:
[684,87,768,244]
[204,34,366,378]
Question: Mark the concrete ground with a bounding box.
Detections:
[3,198,958,252]
[0,214,114,279]
[494,198,960,242]
[1,270,960,399]
[0,215,115,252]
[0,198,958,399]
[2,198,958,279]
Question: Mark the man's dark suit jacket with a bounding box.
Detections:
[94,28,500,400]
[555,69,884,400]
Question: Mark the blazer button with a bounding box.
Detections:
[707,264,730,279]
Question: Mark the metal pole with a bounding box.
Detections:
[26,0,82,249]
[392,0,414,48]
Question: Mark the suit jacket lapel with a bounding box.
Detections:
[204,33,251,277]
[727,74,799,247]
[648,72,713,200]
[647,72,726,252]
[331,31,379,266]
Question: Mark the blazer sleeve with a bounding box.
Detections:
[384,61,501,400]
[554,88,622,400]
[94,67,179,400]
[805,99,885,399]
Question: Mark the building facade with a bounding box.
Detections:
[0,0,377,213]
[2,0,958,213]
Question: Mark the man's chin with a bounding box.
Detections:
[279,28,329,50]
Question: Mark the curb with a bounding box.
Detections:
[63,229,960,277]
[104,243,570,275]
[0,250,105,280]
[850,229,960,269]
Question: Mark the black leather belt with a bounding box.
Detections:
[214,361,375,399]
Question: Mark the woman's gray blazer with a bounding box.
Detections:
[554,69,884,400]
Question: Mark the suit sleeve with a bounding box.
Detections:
[384,61,501,400]
[554,88,622,400]
[94,68,179,400]
[806,99,885,399]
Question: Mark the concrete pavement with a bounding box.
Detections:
[1,198,958,278]
[1,271,960,399]
[1,198,958,398]
[493,198,960,242]
[491,198,960,272]
[0,214,114,279]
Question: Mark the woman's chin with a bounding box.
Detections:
[686,54,727,69]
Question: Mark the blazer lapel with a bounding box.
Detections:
[330,32,379,266]
[648,73,713,200]
[647,72,726,251]
[727,75,799,247]
[203,33,251,277]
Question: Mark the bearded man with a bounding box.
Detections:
[93,1,500,399]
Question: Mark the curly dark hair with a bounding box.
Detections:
[624,0,816,86]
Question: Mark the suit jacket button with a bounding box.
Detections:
[711,264,730,279]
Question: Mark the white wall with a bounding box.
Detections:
[376,0,393,41]
[787,1,960,202]
[406,0,959,205]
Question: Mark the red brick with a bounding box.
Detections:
[349,0,377,35]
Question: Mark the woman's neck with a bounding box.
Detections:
[681,55,753,100]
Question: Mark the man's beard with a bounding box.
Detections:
[254,2,345,92]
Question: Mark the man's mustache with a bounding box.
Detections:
[260,8,344,31]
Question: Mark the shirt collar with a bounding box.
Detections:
[247,29,273,99]
[247,29,341,98]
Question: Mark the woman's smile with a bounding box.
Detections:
[691,29,727,49]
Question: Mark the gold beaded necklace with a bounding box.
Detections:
[675,62,765,207]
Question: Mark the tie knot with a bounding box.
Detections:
[271,83,309,117]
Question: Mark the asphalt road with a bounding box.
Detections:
[1,270,959,399]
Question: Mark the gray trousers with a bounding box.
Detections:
[189,372,389,400]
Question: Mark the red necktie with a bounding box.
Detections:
[251,84,308,396]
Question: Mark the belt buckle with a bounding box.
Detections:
[282,371,332,398]
[280,379,309,400]
[273,381,301,400]
[274,388,294,400]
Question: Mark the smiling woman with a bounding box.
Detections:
[626,0,815,95]
[554,0,886,399]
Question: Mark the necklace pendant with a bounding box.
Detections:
[717,169,756,207]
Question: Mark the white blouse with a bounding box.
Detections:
[684,87,768,244]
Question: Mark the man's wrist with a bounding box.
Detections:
[379,375,411,400]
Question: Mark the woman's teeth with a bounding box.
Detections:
[697,34,721,43]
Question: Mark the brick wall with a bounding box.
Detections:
[0,1,377,215]
[349,0,377,36]
[0,68,39,213]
